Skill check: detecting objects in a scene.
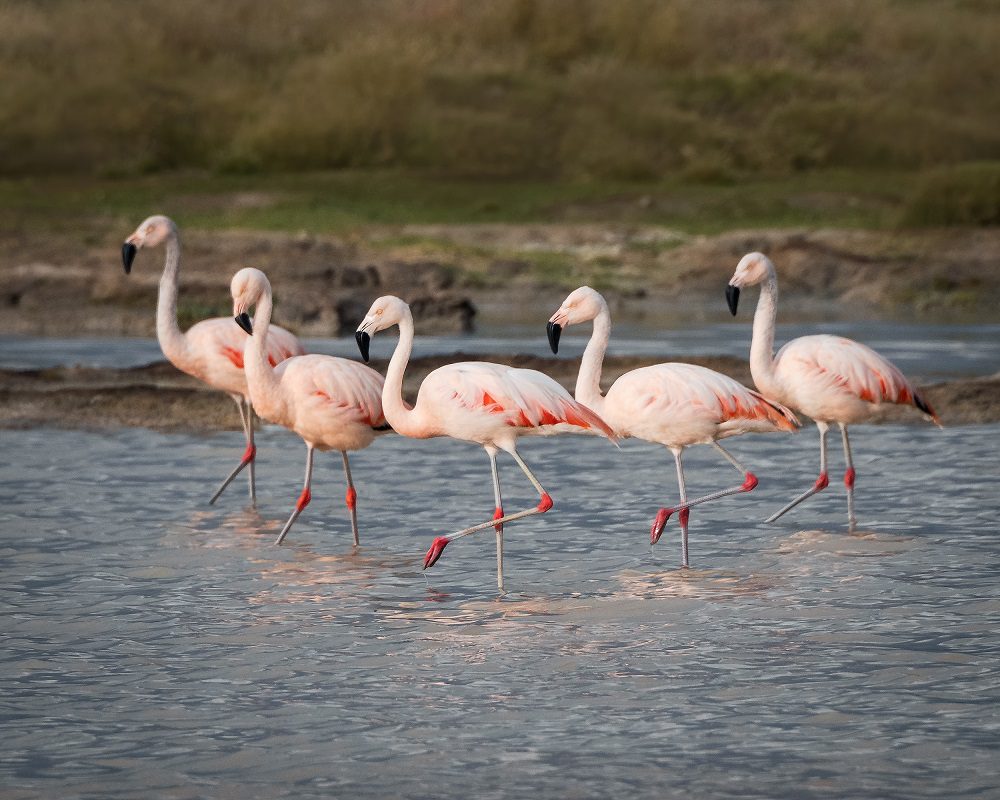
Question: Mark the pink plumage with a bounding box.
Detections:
[231,268,387,546]
[123,215,304,506]
[357,295,616,591]
[727,252,940,530]
[549,286,798,568]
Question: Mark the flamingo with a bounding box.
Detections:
[122,216,304,505]
[231,268,388,546]
[355,295,616,591]
[547,286,799,568]
[726,252,941,530]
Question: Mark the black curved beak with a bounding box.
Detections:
[356,330,371,362]
[121,242,137,275]
[726,284,740,316]
[546,321,562,354]
[235,312,253,335]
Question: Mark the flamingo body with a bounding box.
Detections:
[548,286,797,567]
[122,215,304,505]
[265,354,386,451]
[412,361,613,444]
[356,294,615,591]
[768,334,927,425]
[727,252,939,530]
[231,268,386,546]
[180,317,302,398]
[600,362,796,446]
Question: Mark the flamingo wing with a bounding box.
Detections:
[431,362,615,437]
[776,335,921,407]
[189,317,304,371]
[611,364,798,435]
[278,355,386,428]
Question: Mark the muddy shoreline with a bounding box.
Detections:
[2,355,996,432]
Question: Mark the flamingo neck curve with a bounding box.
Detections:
[155,231,194,371]
[382,308,429,439]
[749,268,781,396]
[575,302,611,416]
[243,285,286,419]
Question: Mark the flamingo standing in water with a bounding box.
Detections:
[231,268,387,545]
[547,286,799,568]
[726,252,940,530]
[122,216,304,505]
[355,295,615,591]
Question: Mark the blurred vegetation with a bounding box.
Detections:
[898,163,1000,227]
[0,168,919,235]
[2,0,999,184]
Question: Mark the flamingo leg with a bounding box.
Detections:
[209,397,258,506]
[423,446,553,577]
[675,448,691,567]
[766,421,830,524]
[275,445,314,545]
[342,451,360,546]
[488,447,505,591]
[244,398,257,505]
[840,424,857,532]
[651,442,758,548]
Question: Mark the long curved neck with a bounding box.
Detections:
[382,309,428,438]
[156,231,193,368]
[749,269,780,394]
[575,305,610,414]
[243,287,285,414]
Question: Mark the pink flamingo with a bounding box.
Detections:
[231,268,387,546]
[726,252,941,530]
[355,295,616,591]
[122,216,304,505]
[548,286,799,568]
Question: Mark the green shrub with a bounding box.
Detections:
[898,163,1000,227]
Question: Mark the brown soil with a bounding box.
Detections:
[1,225,998,338]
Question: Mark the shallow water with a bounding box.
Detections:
[3,320,999,379]
[2,423,999,799]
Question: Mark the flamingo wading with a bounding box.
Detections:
[356,295,616,591]
[726,252,941,530]
[548,286,798,568]
[122,216,304,505]
[231,268,388,545]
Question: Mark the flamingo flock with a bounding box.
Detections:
[122,217,940,590]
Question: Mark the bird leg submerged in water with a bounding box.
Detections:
[423,445,553,592]
[765,421,860,532]
[650,442,759,568]
[209,396,258,506]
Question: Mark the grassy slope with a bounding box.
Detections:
[0,168,912,237]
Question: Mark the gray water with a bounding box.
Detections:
[2,420,999,799]
[3,320,999,379]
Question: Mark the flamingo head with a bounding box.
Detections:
[547,286,607,354]
[230,267,270,336]
[726,252,775,315]
[355,295,409,362]
[122,215,176,274]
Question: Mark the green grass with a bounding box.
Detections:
[0,168,920,237]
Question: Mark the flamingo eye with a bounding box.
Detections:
[376,308,383,316]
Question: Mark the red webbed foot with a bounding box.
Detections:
[650,508,673,544]
[424,536,450,569]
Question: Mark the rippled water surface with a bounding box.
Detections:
[2,422,999,799]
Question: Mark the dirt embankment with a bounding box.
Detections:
[1,225,998,338]
[1,357,995,433]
